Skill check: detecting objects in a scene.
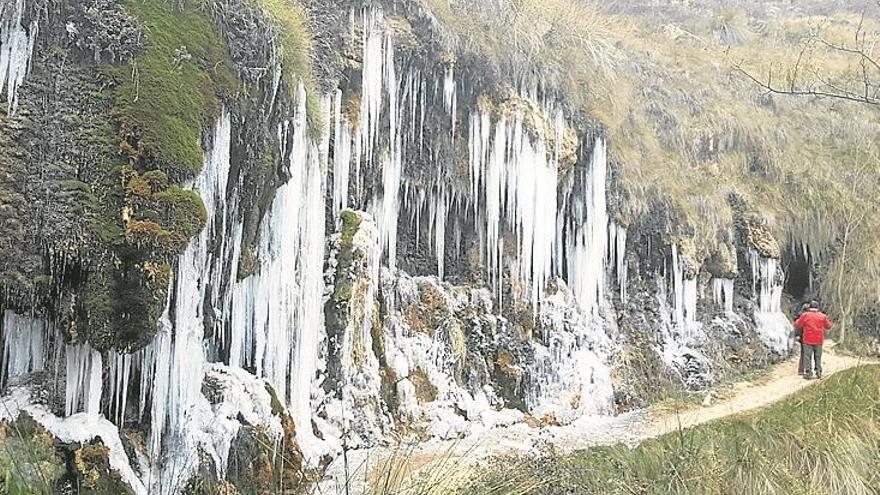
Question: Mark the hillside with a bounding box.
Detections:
[0,0,877,493]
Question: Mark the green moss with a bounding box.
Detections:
[339,209,362,243]
[91,216,126,247]
[330,210,363,303]
[125,169,207,254]
[59,179,93,194]
[108,0,237,177]
[264,383,285,416]
[153,185,208,248]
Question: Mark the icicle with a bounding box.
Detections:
[108,351,132,426]
[563,138,608,315]
[429,186,448,279]
[358,7,403,270]
[671,245,698,331]
[228,85,328,461]
[332,90,352,219]
[0,0,38,114]
[443,63,457,145]
[358,8,384,166]
[467,100,574,313]
[0,309,45,386]
[607,223,628,303]
[748,250,791,353]
[64,343,103,417]
[711,278,735,313]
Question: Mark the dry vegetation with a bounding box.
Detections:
[459,364,880,495]
[424,0,880,336]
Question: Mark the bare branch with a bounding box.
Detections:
[733,8,880,107]
[733,62,880,105]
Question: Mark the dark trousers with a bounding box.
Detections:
[803,344,823,377]
[797,341,805,374]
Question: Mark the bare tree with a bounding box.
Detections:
[734,9,880,106]
[819,136,879,343]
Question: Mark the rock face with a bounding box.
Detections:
[0,0,796,493]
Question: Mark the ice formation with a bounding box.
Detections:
[608,223,628,302]
[468,105,572,311]
[749,250,792,353]
[655,273,710,386]
[0,310,44,386]
[223,83,332,463]
[107,351,132,426]
[712,278,735,313]
[359,8,403,271]
[671,245,699,333]
[332,89,353,219]
[559,138,609,316]
[0,0,38,114]
[401,181,467,280]
[443,63,457,141]
[530,279,615,422]
[65,343,102,416]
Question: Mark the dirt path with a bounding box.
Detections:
[560,342,874,451]
[317,344,876,494]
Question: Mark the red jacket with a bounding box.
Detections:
[795,309,832,345]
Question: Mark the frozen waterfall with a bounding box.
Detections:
[560,138,608,315]
[0,309,45,387]
[227,83,329,461]
[65,343,102,417]
[0,0,38,114]
[712,278,735,314]
[749,250,791,353]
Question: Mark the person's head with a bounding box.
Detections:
[801,302,811,313]
[810,300,820,310]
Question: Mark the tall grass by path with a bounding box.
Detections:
[457,365,880,495]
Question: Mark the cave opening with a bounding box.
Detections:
[784,251,812,302]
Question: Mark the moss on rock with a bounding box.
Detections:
[108,0,237,178]
[0,415,65,493]
[409,368,438,405]
[72,442,135,494]
[743,214,781,259]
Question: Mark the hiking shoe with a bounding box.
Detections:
[816,373,822,379]
[804,374,813,380]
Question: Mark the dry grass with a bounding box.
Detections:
[458,364,880,495]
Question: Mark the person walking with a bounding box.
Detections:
[794,300,833,379]
[794,302,810,375]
